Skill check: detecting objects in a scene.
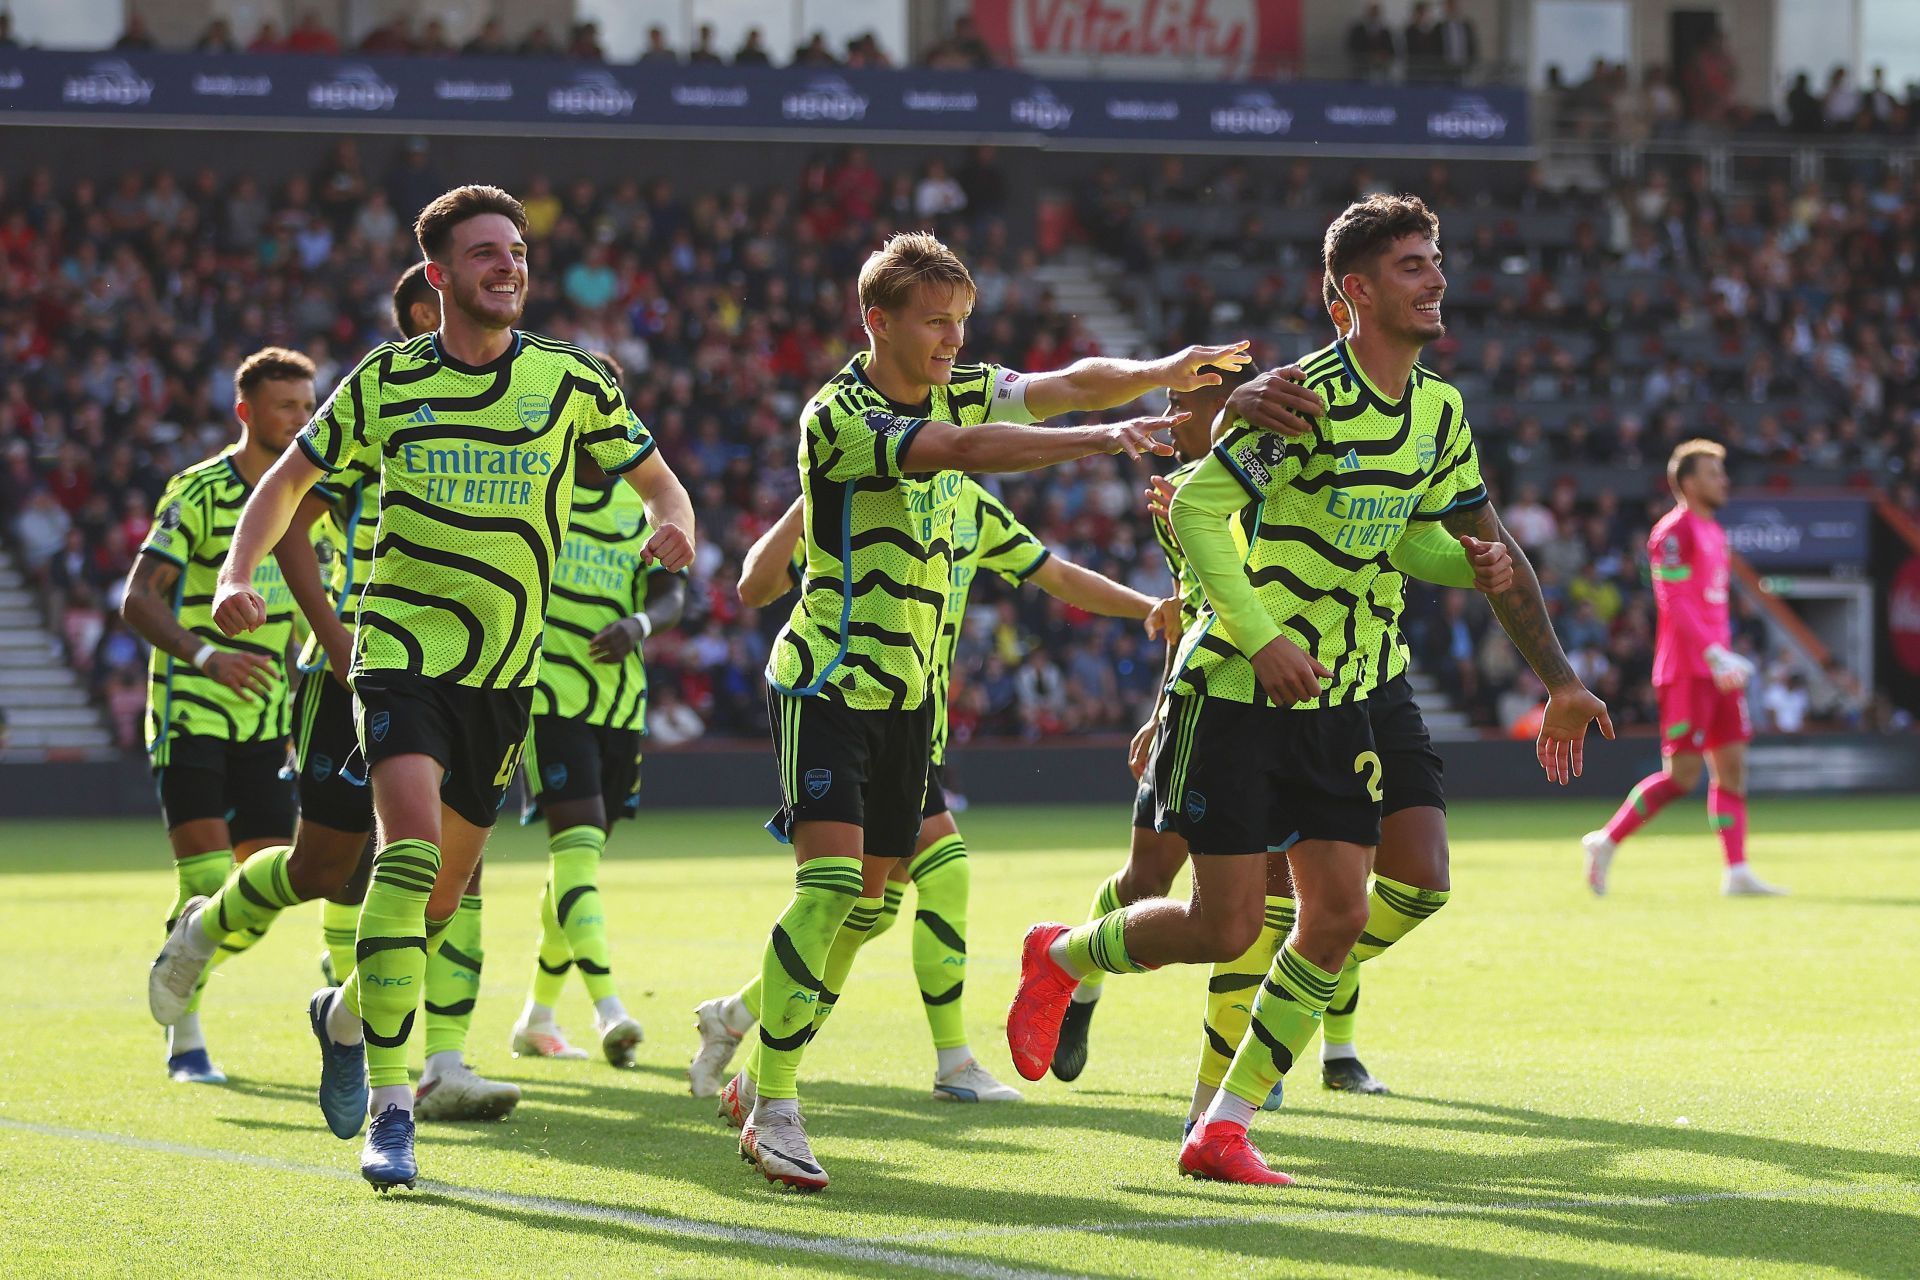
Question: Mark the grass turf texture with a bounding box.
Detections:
[2,797,1915,1279]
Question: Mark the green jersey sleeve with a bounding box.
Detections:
[139,474,205,569]
[576,359,657,475]
[1170,433,1287,658]
[1388,520,1476,588]
[298,358,375,475]
[811,405,927,482]
[970,485,1051,584]
[1412,406,1488,520]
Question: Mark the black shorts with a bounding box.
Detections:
[1152,693,1380,855]
[1131,778,1158,831]
[153,734,295,843]
[767,688,933,860]
[353,671,532,830]
[1370,673,1446,816]
[922,760,950,821]
[293,672,374,833]
[521,715,642,825]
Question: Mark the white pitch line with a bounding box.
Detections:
[920,1179,1920,1242]
[0,1118,1071,1280]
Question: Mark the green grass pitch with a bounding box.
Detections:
[2,796,1916,1278]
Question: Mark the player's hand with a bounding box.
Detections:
[1250,636,1333,706]
[1704,645,1754,693]
[1144,596,1180,641]
[589,616,646,663]
[1102,413,1184,460]
[642,523,694,572]
[1153,341,1253,392]
[1127,719,1157,781]
[1460,534,1513,594]
[1537,683,1615,785]
[1226,367,1326,438]
[204,649,278,702]
[1144,473,1177,529]
[212,583,267,636]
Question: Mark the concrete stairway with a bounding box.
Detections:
[0,550,117,760]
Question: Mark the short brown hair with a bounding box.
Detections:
[857,231,975,320]
[1322,194,1441,305]
[1668,438,1726,495]
[413,184,527,260]
[234,346,316,399]
[391,261,438,338]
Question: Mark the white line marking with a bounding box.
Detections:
[922,1180,1920,1242]
[0,1118,1070,1280]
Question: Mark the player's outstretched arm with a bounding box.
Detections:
[1390,520,1512,593]
[213,447,325,637]
[621,451,697,572]
[901,413,1181,475]
[1021,342,1252,419]
[1028,555,1160,622]
[275,492,353,682]
[738,496,805,608]
[1441,500,1614,783]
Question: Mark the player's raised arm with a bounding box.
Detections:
[275,490,354,682]
[897,412,1182,475]
[1442,498,1613,782]
[739,496,806,608]
[213,446,326,637]
[617,451,696,572]
[1019,342,1251,418]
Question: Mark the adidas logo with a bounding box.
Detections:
[407,405,437,424]
[1337,448,1360,472]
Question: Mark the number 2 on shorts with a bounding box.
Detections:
[1353,750,1383,802]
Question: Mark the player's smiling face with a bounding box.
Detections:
[1371,234,1446,343]
[875,282,973,389]
[435,212,528,332]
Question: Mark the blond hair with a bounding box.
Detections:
[857,231,975,321]
[1667,438,1726,495]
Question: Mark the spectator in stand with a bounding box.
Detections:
[734,28,771,67]
[245,22,283,54]
[845,32,892,68]
[357,17,413,55]
[1682,30,1738,126]
[1347,4,1396,80]
[925,15,996,70]
[463,19,511,57]
[195,19,238,55]
[567,22,605,62]
[637,26,677,65]
[0,14,18,49]
[688,24,722,65]
[1784,72,1823,133]
[914,160,967,221]
[518,25,559,58]
[1438,0,1478,83]
[285,10,341,55]
[1403,3,1443,82]
[793,33,837,68]
[1822,67,1861,130]
[415,19,454,58]
[115,13,157,51]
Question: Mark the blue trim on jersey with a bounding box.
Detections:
[1011,546,1052,582]
[603,437,658,476]
[1213,442,1264,503]
[296,433,339,474]
[767,481,857,699]
[890,418,929,475]
[1410,486,1489,521]
[141,545,186,569]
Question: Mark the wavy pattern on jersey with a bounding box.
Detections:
[139,450,295,762]
[1171,344,1480,709]
[297,330,651,690]
[297,457,379,673]
[769,355,1008,712]
[533,481,658,729]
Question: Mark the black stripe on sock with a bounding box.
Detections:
[425,999,475,1017]
[914,910,967,954]
[920,980,963,1006]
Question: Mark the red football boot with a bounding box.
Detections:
[1006,923,1078,1081]
[1178,1120,1296,1186]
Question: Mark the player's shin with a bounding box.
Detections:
[753,856,862,1099]
[1708,786,1747,867]
[1213,945,1339,1125]
[1348,874,1449,965]
[323,898,361,984]
[1074,871,1126,1001]
[200,844,301,948]
[423,893,482,1065]
[908,835,970,1052]
[1603,772,1685,843]
[1194,896,1293,1120]
[352,839,441,1099]
[806,894,886,1038]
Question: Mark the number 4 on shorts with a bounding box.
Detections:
[494,741,525,788]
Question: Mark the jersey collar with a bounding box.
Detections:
[850,352,934,418]
[431,329,523,375]
[1335,339,1415,421]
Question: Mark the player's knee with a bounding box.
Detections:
[1118,859,1177,902]
[1201,908,1265,964]
[1299,899,1369,956]
[1666,757,1703,791]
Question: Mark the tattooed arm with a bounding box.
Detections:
[1442,499,1615,783]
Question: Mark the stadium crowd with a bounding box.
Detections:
[2,140,1914,752]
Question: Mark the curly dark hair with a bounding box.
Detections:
[1322,194,1441,304]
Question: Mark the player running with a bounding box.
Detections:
[1055,334,1513,1116]
[692,478,1172,1109]
[735,228,1263,1191]
[127,347,308,1084]
[209,185,694,1191]
[1583,439,1785,897]
[510,351,688,1068]
[1007,194,1614,1185]
[148,263,523,1122]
